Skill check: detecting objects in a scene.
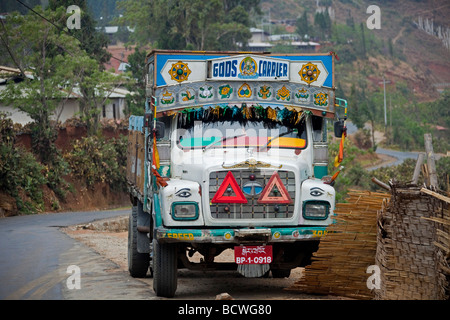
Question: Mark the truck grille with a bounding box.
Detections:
[208,169,296,219]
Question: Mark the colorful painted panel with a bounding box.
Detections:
[154,52,333,88]
[154,81,334,114]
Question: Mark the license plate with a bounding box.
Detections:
[234,245,273,264]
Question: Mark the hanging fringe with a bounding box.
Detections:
[266,107,277,121]
[175,105,305,127]
[242,106,251,119]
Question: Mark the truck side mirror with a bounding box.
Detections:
[154,121,165,139]
[144,113,165,139]
[334,120,345,138]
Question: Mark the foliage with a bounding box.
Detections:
[333,151,450,202]
[295,10,309,39]
[123,48,147,117]
[116,0,260,50]
[436,157,450,192]
[75,57,126,136]
[64,135,127,191]
[48,1,125,135]
[370,156,450,192]
[313,10,332,40]
[387,89,449,152]
[328,134,371,202]
[1,3,125,138]
[1,113,48,214]
[0,6,84,163]
[320,19,383,63]
[48,0,111,66]
[344,78,449,153]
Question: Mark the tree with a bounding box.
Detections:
[123,48,147,117]
[48,0,111,67]
[296,11,309,39]
[117,0,260,50]
[47,0,125,135]
[359,22,367,58]
[314,10,332,40]
[74,55,125,135]
[0,6,84,163]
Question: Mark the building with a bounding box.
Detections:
[0,66,130,125]
[248,27,320,53]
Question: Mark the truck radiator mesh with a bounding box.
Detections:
[208,170,295,219]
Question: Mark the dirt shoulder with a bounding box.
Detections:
[62,215,350,300]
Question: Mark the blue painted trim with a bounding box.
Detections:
[153,193,162,227]
[272,55,333,88]
[128,115,144,132]
[156,54,227,87]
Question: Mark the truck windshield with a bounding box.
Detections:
[176,117,307,150]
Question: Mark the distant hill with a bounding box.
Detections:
[260,0,450,101]
[3,0,448,101]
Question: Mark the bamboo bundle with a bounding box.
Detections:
[375,184,447,300]
[287,190,389,299]
[419,189,449,300]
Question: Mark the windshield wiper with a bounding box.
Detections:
[257,129,294,152]
[202,133,247,152]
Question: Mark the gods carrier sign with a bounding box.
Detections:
[208,55,289,81]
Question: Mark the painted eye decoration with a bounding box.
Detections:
[310,187,324,197]
[175,188,192,198]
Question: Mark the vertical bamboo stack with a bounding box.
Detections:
[419,188,450,300]
[375,184,446,300]
[287,190,389,299]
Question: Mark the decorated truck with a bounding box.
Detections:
[126,50,347,297]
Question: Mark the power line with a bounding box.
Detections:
[13,0,125,64]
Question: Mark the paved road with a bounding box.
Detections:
[368,147,420,171]
[346,121,420,171]
[0,209,316,301]
[0,209,138,300]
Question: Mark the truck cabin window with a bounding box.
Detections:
[175,112,307,150]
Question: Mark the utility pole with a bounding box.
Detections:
[383,76,387,132]
[379,76,391,133]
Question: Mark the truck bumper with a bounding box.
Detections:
[155,226,328,244]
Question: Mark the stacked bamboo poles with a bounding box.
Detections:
[375,184,444,300]
[287,190,389,299]
[420,188,450,300]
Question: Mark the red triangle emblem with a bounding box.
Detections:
[257,171,293,204]
[211,171,248,204]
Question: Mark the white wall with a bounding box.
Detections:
[0,96,126,125]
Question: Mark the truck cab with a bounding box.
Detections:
[126,50,344,297]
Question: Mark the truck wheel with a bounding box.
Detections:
[128,206,150,278]
[271,269,291,278]
[153,239,178,298]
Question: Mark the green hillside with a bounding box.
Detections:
[259,0,449,153]
[260,0,450,99]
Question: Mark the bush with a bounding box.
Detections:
[64,135,127,191]
[44,151,71,200]
[0,113,47,213]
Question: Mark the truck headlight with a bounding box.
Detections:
[303,201,330,220]
[171,202,199,220]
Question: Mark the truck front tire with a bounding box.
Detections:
[153,239,178,297]
[128,205,150,278]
